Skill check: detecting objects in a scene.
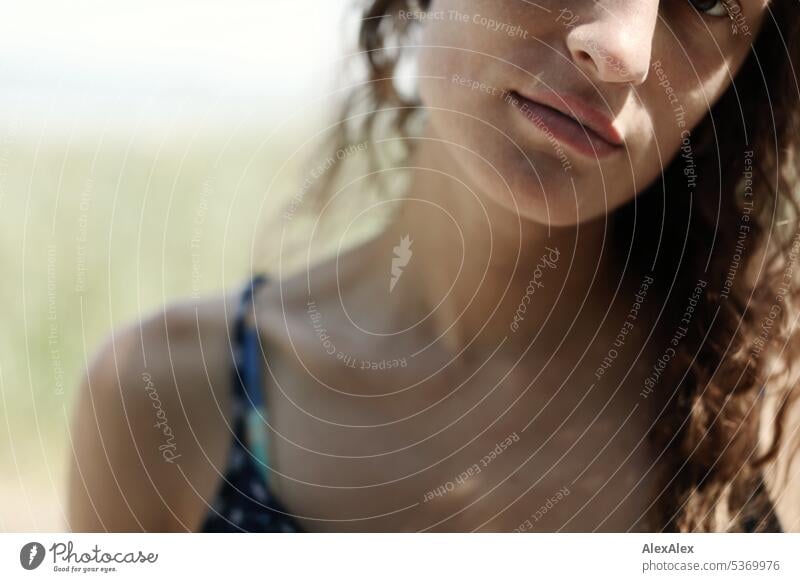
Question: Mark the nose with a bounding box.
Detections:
[564,2,659,85]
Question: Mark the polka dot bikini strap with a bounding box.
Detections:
[232,274,273,486]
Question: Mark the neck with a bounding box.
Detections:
[376,125,624,360]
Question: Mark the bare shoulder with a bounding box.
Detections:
[760,371,800,532]
[67,289,241,532]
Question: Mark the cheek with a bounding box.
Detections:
[642,38,750,180]
[416,50,471,135]
[652,16,756,121]
[664,52,737,125]
[416,21,466,106]
[416,35,503,139]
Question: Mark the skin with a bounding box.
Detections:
[416,0,767,226]
[69,0,796,532]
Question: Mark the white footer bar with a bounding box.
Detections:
[1,533,797,581]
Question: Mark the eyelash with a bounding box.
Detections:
[689,0,732,17]
[686,0,743,34]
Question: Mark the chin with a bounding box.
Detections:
[477,164,613,227]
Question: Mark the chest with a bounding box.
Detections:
[262,328,665,532]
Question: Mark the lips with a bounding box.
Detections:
[508,90,624,158]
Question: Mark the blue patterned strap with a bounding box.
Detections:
[233,274,272,487]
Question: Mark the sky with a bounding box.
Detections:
[0,0,353,135]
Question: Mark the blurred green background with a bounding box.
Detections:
[0,0,351,531]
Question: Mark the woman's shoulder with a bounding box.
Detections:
[67,288,243,532]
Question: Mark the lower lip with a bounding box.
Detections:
[508,91,621,159]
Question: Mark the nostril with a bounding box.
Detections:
[571,48,602,77]
[576,50,595,67]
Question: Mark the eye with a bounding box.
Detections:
[686,0,731,17]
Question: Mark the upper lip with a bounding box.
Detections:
[513,90,624,147]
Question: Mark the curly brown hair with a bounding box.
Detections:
[292,0,800,532]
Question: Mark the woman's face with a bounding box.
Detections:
[416,0,769,226]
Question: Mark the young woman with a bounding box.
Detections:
[68,0,800,532]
